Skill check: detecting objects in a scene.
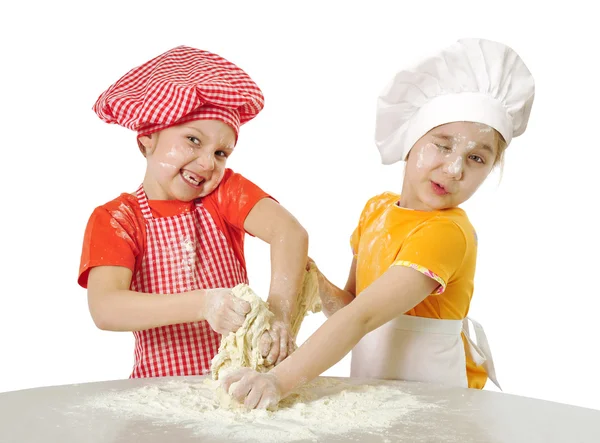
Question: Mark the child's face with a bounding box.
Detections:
[401,121,498,211]
[139,119,236,201]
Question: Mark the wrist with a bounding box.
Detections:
[271,312,291,324]
[267,298,292,323]
[194,289,209,321]
[317,275,334,300]
[270,367,292,397]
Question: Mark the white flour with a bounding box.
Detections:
[84,377,435,442]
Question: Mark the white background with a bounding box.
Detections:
[1,0,599,411]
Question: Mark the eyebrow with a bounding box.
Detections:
[432,134,494,154]
[183,125,235,151]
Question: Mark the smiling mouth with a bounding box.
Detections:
[181,170,204,187]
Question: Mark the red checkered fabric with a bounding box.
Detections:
[93,45,264,137]
[129,185,248,378]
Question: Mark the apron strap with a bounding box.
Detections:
[136,185,154,220]
[462,317,502,391]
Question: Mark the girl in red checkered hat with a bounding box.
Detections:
[77,46,308,378]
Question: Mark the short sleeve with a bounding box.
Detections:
[350,193,396,256]
[78,201,142,288]
[393,219,467,294]
[208,169,274,233]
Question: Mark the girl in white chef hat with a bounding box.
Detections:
[222,38,535,409]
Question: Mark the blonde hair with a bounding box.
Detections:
[493,129,507,179]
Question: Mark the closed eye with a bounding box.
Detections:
[434,143,452,152]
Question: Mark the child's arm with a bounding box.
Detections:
[243,198,309,365]
[87,266,250,333]
[312,256,357,317]
[222,264,438,409]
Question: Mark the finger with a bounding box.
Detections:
[231,379,253,403]
[257,393,277,410]
[244,386,262,410]
[227,312,246,330]
[266,331,280,365]
[232,298,251,315]
[218,319,241,335]
[259,332,272,357]
[276,329,289,365]
[221,370,245,394]
[211,321,227,336]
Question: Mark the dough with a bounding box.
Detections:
[290,261,322,339]
[210,264,322,381]
[210,284,273,380]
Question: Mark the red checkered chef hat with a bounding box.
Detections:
[93,45,264,140]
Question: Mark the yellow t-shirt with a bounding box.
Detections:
[350,192,487,389]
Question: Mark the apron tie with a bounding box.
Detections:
[462,317,501,390]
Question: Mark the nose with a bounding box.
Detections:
[195,151,215,171]
[443,155,463,179]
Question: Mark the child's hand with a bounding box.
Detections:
[307,256,353,317]
[259,320,295,366]
[201,288,251,335]
[221,367,282,410]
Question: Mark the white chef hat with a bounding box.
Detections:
[375,38,535,165]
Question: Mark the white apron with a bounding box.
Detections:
[350,314,501,389]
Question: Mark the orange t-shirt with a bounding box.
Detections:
[78,169,272,288]
[350,192,487,388]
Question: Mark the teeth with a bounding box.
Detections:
[182,171,200,185]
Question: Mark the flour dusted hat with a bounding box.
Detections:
[93,45,264,140]
[375,38,535,165]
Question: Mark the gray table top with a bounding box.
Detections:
[0,375,598,443]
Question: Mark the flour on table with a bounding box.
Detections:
[83,377,435,443]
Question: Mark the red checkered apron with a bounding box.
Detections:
[129,185,248,378]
